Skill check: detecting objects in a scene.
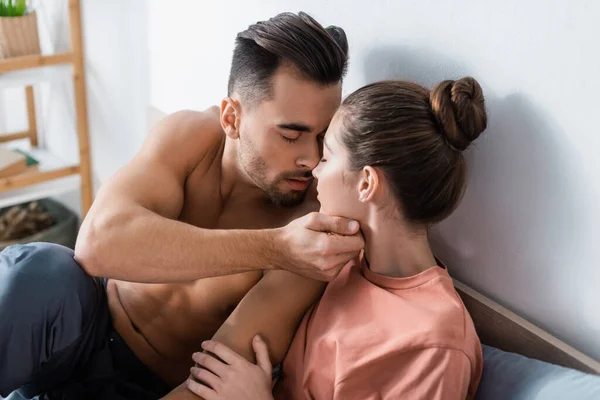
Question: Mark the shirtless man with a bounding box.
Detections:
[0,12,362,400]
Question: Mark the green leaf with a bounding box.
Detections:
[0,0,28,17]
[15,0,26,16]
[8,0,15,17]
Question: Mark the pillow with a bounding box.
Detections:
[476,345,600,400]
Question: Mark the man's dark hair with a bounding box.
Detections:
[228,12,349,104]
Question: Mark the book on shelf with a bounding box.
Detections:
[0,147,39,179]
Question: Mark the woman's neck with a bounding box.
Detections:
[361,211,437,278]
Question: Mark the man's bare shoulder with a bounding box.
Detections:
[143,107,225,172]
[150,108,223,147]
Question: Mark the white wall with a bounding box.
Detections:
[80,0,149,186]
[0,0,149,214]
[147,0,600,359]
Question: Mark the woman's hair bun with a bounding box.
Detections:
[430,76,487,151]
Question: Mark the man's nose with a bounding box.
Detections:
[297,140,320,170]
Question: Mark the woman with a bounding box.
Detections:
[185,76,487,400]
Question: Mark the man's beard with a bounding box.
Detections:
[262,172,311,207]
[239,137,311,208]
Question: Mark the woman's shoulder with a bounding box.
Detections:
[352,263,480,356]
[401,274,482,370]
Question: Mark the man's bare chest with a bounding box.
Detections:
[179,183,295,232]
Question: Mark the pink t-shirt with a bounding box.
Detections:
[274,258,482,400]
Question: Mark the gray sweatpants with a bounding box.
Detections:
[0,243,171,400]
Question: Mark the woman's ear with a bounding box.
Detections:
[357,166,379,203]
[220,97,241,139]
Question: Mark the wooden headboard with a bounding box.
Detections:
[453,280,600,375]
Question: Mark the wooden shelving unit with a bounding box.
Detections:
[0,0,92,215]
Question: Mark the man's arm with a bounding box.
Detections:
[163,269,327,399]
[75,110,277,282]
[75,110,362,282]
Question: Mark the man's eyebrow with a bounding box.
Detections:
[277,123,312,132]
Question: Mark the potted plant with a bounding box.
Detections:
[0,199,79,251]
[0,0,41,59]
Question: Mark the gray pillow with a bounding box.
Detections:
[476,345,600,400]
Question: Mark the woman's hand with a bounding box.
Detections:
[186,336,274,400]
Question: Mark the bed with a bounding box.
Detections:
[454,280,600,399]
[3,280,599,400]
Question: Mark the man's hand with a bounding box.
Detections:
[186,337,274,400]
[278,212,364,281]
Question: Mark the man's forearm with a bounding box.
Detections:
[75,206,282,283]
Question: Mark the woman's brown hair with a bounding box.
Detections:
[340,77,487,224]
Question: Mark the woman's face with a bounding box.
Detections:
[312,112,363,219]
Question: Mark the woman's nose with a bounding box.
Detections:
[312,163,321,179]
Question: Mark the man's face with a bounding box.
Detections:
[237,66,342,207]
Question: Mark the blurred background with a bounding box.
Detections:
[0,0,598,363]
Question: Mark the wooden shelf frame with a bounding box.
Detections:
[0,0,92,216]
[0,51,73,74]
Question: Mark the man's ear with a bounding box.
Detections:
[357,166,379,203]
[221,97,241,139]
